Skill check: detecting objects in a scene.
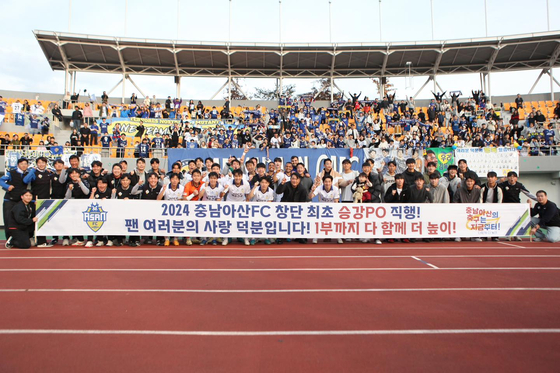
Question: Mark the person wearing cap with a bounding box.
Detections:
[0,158,30,242]
[529,190,560,243]
[5,190,37,249]
[453,175,482,242]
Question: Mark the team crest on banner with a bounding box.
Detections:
[82,203,108,232]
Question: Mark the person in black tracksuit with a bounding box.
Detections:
[402,158,423,188]
[23,157,55,247]
[131,172,163,245]
[64,168,91,245]
[404,175,433,243]
[384,174,409,203]
[84,161,106,191]
[6,190,37,249]
[0,158,30,242]
[49,160,68,245]
[112,173,137,246]
[384,174,410,243]
[276,173,308,244]
[85,177,113,247]
[498,171,537,241]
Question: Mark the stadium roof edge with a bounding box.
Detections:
[33,30,560,79]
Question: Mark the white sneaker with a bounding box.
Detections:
[95,241,104,247]
[345,238,352,242]
[472,238,482,242]
[244,238,250,246]
[72,241,84,246]
[37,243,54,248]
[514,237,523,241]
[106,240,113,247]
[454,238,462,242]
[337,238,343,244]
[62,238,70,246]
[360,239,369,243]
[222,238,228,246]
[85,241,94,247]
[312,238,318,244]
[5,237,13,249]
[375,239,382,245]
[185,238,192,246]
[533,238,542,242]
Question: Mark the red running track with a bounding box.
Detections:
[1,240,559,372]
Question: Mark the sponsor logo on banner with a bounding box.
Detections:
[465,207,501,232]
[82,203,108,232]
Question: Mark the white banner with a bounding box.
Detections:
[454,147,519,177]
[36,200,531,239]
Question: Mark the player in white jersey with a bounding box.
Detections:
[199,172,226,246]
[310,175,342,244]
[247,176,274,245]
[225,169,251,246]
[202,163,228,188]
[157,173,183,246]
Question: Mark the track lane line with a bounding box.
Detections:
[0,328,559,336]
[1,267,560,272]
[0,287,559,293]
[499,242,526,249]
[411,256,439,269]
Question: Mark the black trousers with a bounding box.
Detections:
[3,200,17,240]
[11,228,32,249]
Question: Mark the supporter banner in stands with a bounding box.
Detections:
[363,148,423,174]
[188,119,243,129]
[168,148,363,176]
[36,200,531,239]
[426,147,455,175]
[98,117,179,138]
[4,149,77,170]
[454,147,519,177]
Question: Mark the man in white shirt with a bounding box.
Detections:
[225,169,251,246]
[310,175,342,244]
[338,159,358,203]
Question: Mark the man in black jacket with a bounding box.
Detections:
[0,158,29,242]
[457,159,481,187]
[276,173,308,244]
[402,158,423,188]
[530,190,560,243]
[407,175,433,203]
[361,162,383,203]
[384,174,408,203]
[5,190,37,249]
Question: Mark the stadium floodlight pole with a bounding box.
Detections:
[484,0,488,37]
[329,0,332,43]
[124,0,128,36]
[430,0,434,40]
[177,0,180,40]
[279,0,282,43]
[547,0,550,31]
[68,0,72,32]
[378,0,382,42]
[229,0,232,43]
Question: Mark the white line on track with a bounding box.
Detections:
[0,267,560,272]
[0,287,558,293]
[1,255,560,260]
[499,242,526,249]
[0,328,559,336]
[411,256,439,269]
